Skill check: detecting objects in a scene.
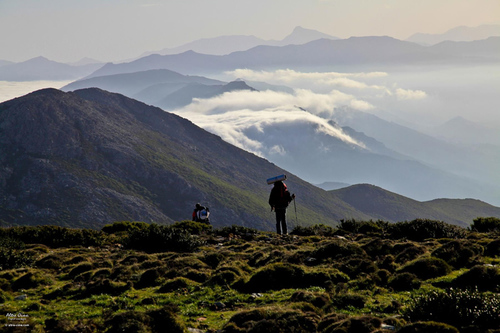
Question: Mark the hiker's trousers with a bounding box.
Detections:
[275,208,287,235]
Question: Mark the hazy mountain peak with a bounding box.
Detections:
[407,24,500,45]
[281,26,338,45]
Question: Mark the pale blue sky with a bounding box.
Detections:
[1,0,499,63]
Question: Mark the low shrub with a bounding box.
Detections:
[452,265,500,292]
[394,243,426,264]
[398,321,459,333]
[312,240,366,261]
[240,263,306,292]
[432,240,484,268]
[101,221,149,234]
[0,225,107,248]
[36,254,63,270]
[387,219,466,241]
[78,279,132,298]
[202,252,225,269]
[221,308,319,333]
[485,239,500,257]
[399,257,452,280]
[158,277,196,293]
[290,291,331,309]
[404,288,500,331]
[68,262,93,278]
[12,271,53,290]
[214,225,259,240]
[338,219,389,235]
[361,238,394,257]
[291,224,336,237]
[388,272,421,291]
[470,217,500,233]
[171,220,212,235]
[125,223,203,253]
[0,237,35,270]
[320,315,382,333]
[340,258,377,278]
[135,268,163,289]
[331,293,367,309]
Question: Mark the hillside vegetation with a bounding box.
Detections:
[1,218,499,332]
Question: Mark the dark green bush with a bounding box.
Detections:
[361,238,394,257]
[125,223,203,253]
[485,239,500,257]
[291,224,336,237]
[399,257,452,280]
[202,252,224,269]
[135,268,162,289]
[320,315,382,333]
[338,219,389,235]
[104,305,185,333]
[388,219,466,241]
[398,321,459,333]
[0,225,107,248]
[241,263,306,292]
[331,293,367,309]
[0,237,35,270]
[171,220,212,235]
[452,265,500,292]
[404,288,500,330]
[214,225,259,239]
[340,258,377,278]
[158,277,195,293]
[470,217,500,233]
[221,308,319,333]
[394,243,426,264]
[312,240,366,261]
[68,262,93,278]
[101,221,149,234]
[12,271,53,290]
[290,291,330,309]
[388,272,421,291]
[432,240,484,268]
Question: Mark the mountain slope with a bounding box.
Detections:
[0,88,369,229]
[62,69,225,97]
[331,184,500,227]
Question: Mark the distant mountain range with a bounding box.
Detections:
[0,56,103,81]
[2,28,499,81]
[1,89,498,229]
[61,69,255,109]
[406,24,500,45]
[142,26,339,57]
[86,36,500,78]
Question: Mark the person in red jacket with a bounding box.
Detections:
[268,181,295,235]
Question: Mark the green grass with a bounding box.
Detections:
[1,222,499,332]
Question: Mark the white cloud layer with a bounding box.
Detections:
[171,68,429,160]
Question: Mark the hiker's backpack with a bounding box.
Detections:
[197,207,210,222]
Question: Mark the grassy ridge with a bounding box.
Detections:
[0,219,499,332]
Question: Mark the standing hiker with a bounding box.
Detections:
[192,203,210,224]
[268,181,295,235]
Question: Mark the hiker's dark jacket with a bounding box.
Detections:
[268,181,293,209]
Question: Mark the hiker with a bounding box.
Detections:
[268,181,295,235]
[192,203,210,223]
